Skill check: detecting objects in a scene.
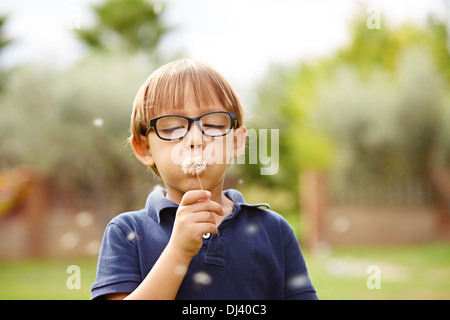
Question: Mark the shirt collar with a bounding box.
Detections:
[144,187,178,224]
[145,187,270,224]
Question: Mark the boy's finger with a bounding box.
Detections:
[195,211,216,224]
[204,223,219,236]
[182,198,225,216]
[180,190,211,206]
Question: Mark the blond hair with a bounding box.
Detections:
[129,59,246,175]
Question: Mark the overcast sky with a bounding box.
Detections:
[1,0,448,99]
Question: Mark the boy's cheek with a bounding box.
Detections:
[148,137,182,165]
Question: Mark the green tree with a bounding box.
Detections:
[248,12,450,206]
[0,15,13,93]
[336,16,450,83]
[0,0,174,222]
[75,0,169,58]
[0,56,157,223]
[314,16,450,186]
[315,47,448,180]
[246,62,333,191]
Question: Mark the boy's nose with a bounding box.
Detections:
[185,121,204,150]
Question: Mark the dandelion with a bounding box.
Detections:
[181,158,207,190]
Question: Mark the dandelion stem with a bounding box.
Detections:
[196,172,203,190]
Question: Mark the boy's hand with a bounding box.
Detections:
[168,190,224,259]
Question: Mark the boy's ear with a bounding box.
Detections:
[130,135,155,167]
[232,126,247,159]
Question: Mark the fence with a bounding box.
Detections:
[0,167,102,260]
[300,171,447,247]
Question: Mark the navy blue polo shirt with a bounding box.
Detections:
[91,188,317,300]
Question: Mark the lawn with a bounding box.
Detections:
[0,257,97,300]
[0,243,449,300]
[304,243,450,299]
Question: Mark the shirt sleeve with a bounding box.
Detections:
[90,222,142,300]
[282,224,319,300]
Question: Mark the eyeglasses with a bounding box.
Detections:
[141,111,238,141]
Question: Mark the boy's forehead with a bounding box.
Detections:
[181,85,223,113]
[152,80,230,117]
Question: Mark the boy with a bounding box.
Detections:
[91,59,317,300]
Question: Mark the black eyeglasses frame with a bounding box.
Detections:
[141,111,238,141]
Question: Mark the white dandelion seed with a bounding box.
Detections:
[192,271,212,286]
[93,118,104,127]
[181,158,207,175]
[181,158,207,190]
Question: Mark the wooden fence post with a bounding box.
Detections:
[300,170,328,248]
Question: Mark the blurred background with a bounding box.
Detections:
[0,0,449,299]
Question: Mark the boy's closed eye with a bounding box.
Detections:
[161,126,186,134]
[203,124,226,129]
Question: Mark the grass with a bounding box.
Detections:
[0,243,449,299]
[304,243,450,300]
[0,257,97,300]
[280,211,450,299]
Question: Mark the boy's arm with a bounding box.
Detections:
[120,241,192,300]
[110,190,223,300]
[105,246,191,300]
[282,222,318,300]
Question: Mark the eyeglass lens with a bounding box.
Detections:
[156,112,232,140]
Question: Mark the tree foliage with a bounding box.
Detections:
[0,0,171,220]
[0,15,13,93]
[75,0,169,58]
[0,55,156,219]
[248,12,450,202]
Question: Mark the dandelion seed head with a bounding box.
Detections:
[181,158,207,175]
